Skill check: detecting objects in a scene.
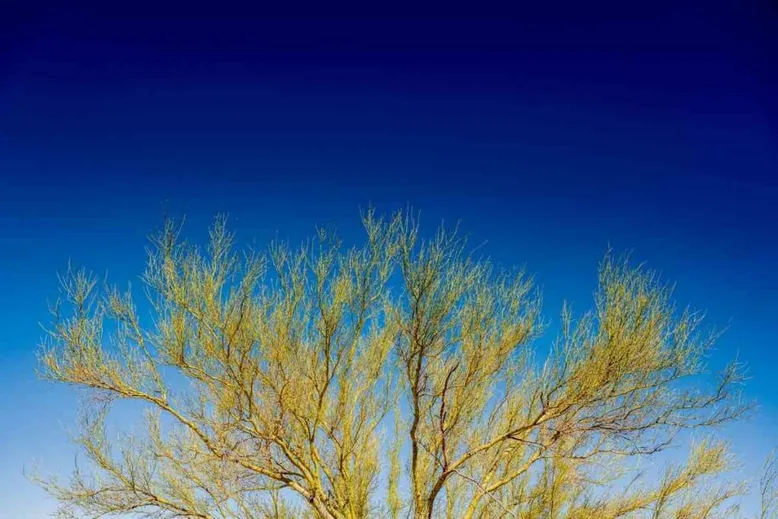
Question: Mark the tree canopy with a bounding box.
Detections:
[35,210,770,518]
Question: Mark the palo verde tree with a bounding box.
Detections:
[35,210,769,518]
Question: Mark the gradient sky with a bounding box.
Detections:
[1,3,777,517]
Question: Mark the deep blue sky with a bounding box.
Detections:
[1,3,777,516]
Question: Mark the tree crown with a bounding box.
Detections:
[35,210,765,518]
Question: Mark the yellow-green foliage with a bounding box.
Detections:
[34,210,769,518]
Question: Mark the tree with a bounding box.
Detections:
[35,210,758,518]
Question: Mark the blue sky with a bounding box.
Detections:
[1,3,777,516]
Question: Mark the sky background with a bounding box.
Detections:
[1,3,777,516]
